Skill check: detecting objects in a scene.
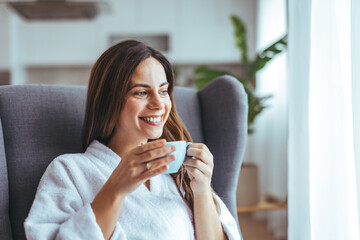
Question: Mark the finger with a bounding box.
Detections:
[187,147,213,164]
[183,158,212,177]
[187,143,211,157]
[183,158,209,171]
[186,167,195,180]
[138,145,176,163]
[134,139,166,155]
[145,154,175,170]
[185,166,205,181]
[141,163,169,180]
[188,143,210,152]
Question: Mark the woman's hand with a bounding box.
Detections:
[184,144,227,240]
[107,139,175,196]
[91,139,175,239]
[183,143,214,195]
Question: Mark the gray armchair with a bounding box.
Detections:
[0,75,247,240]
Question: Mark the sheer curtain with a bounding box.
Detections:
[288,0,360,239]
[251,0,288,238]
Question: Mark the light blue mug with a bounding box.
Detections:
[163,141,192,174]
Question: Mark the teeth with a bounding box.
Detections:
[142,117,161,123]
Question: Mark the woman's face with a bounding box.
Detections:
[116,57,172,143]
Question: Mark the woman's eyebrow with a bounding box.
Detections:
[129,82,169,89]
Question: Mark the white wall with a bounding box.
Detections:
[4,0,258,84]
[0,6,10,71]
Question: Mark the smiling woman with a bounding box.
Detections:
[23,40,241,240]
[112,57,172,145]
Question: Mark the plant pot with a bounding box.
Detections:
[236,163,259,206]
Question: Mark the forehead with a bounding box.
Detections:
[130,57,167,85]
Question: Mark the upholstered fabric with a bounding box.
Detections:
[198,76,248,224]
[0,118,12,240]
[0,85,87,240]
[0,75,247,239]
[173,86,204,143]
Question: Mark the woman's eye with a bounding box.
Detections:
[135,91,147,97]
[160,90,168,95]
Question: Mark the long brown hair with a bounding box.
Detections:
[82,40,195,210]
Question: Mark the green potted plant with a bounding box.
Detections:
[193,15,287,133]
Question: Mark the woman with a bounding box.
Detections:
[24,40,240,240]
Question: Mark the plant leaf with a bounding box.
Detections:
[193,66,271,132]
[193,66,234,90]
[231,15,249,63]
[248,35,287,77]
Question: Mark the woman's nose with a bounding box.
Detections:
[148,93,164,109]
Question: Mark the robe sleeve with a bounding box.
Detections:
[24,157,126,240]
[213,193,242,240]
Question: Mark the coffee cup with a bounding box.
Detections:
[163,141,192,174]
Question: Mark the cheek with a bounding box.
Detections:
[119,100,143,124]
[167,99,172,110]
[165,99,172,118]
[125,99,143,114]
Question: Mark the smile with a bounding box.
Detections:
[139,115,163,126]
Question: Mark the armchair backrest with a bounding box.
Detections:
[0,75,247,239]
[0,118,12,240]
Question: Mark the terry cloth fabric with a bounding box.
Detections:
[24,140,241,240]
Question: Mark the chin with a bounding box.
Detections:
[146,131,163,140]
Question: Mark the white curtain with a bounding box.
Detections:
[288,0,360,239]
[246,0,288,238]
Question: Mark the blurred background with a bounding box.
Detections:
[0,0,288,239]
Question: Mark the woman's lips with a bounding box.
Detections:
[139,115,163,126]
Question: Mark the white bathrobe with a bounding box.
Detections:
[24,140,241,240]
